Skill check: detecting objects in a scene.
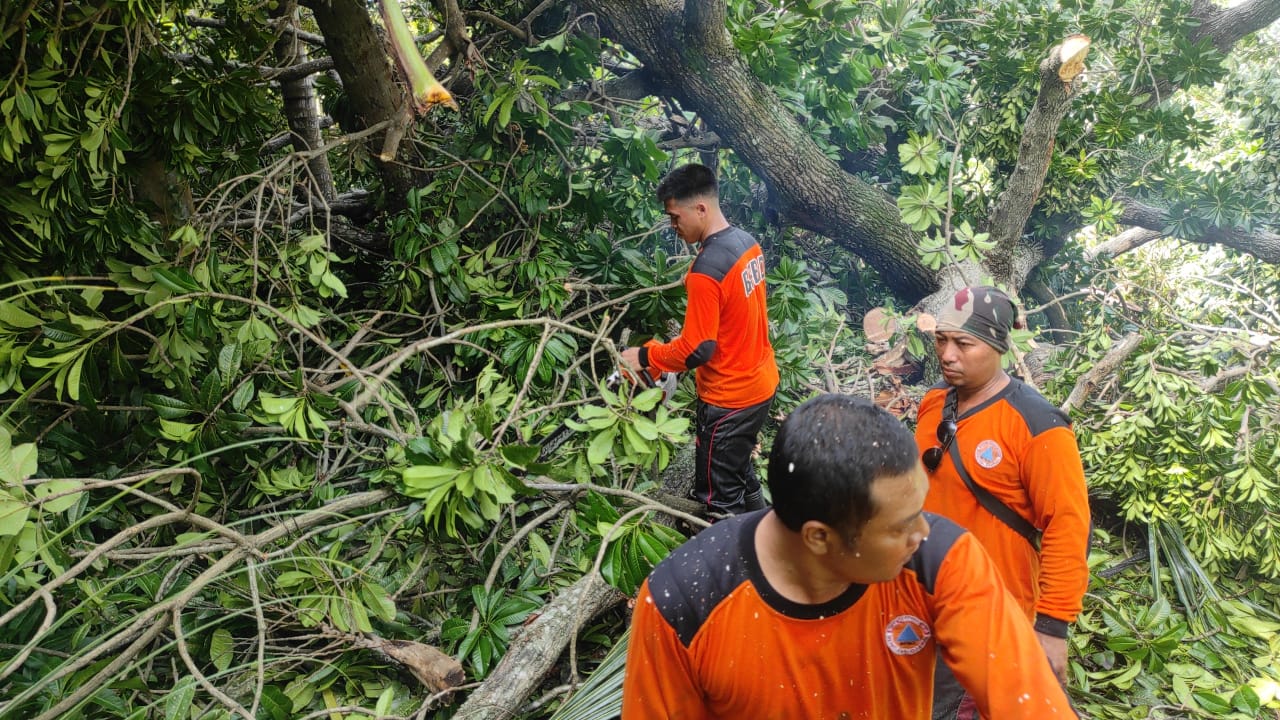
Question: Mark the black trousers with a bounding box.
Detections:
[693,395,773,516]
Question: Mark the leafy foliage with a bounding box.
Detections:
[2,0,1279,718]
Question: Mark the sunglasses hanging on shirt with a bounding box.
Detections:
[922,391,959,473]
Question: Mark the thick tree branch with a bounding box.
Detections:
[582,0,936,302]
[1061,332,1143,415]
[261,117,335,154]
[987,35,1090,277]
[266,56,336,83]
[272,6,337,201]
[467,10,527,42]
[1118,197,1280,264]
[427,0,478,72]
[1190,0,1280,55]
[182,13,327,47]
[685,0,728,49]
[451,572,625,720]
[560,71,656,103]
[1023,273,1072,341]
[1145,0,1280,105]
[1085,226,1162,261]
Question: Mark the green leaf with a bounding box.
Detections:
[209,628,233,673]
[258,393,299,415]
[145,394,195,420]
[163,675,196,720]
[152,266,203,293]
[1231,685,1261,714]
[158,419,198,443]
[500,444,541,467]
[587,428,614,466]
[0,301,42,328]
[375,686,395,717]
[230,381,254,412]
[528,532,551,568]
[1192,690,1232,713]
[33,479,82,513]
[0,497,30,536]
[259,685,292,720]
[360,581,398,622]
[403,464,462,489]
[217,344,242,385]
[0,428,38,484]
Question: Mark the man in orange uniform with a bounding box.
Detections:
[918,285,1091,720]
[622,394,1077,719]
[621,163,778,517]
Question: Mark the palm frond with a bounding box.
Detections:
[547,628,629,720]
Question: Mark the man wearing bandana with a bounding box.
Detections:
[919,286,1091,720]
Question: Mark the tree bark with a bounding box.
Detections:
[272,6,337,202]
[304,0,418,206]
[1190,0,1280,56]
[986,35,1090,279]
[1061,332,1142,414]
[1085,226,1162,261]
[451,572,626,720]
[581,0,936,303]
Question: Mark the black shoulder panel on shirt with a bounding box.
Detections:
[646,514,755,647]
[690,227,755,283]
[906,513,966,596]
[1004,378,1073,436]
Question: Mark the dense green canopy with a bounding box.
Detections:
[2,0,1280,717]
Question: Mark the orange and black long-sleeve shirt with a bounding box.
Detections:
[637,227,777,409]
[917,380,1091,636]
[621,511,1076,719]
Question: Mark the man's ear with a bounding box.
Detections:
[800,521,836,555]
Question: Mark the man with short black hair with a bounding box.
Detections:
[622,394,1077,719]
[920,285,1091,720]
[621,163,777,517]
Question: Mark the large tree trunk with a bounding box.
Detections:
[581,0,935,303]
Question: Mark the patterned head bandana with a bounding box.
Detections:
[935,286,1021,353]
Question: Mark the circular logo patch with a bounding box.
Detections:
[884,614,932,655]
[974,439,1003,469]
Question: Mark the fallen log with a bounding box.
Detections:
[451,572,626,720]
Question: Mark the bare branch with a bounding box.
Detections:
[468,10,527,41]
[1085,226,1162,261]
[1061,332,1143,414]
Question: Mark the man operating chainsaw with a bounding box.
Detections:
[621,163,778,518]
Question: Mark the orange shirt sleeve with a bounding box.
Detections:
[931,533,1076,718]
[1023,425,1091,626]
[621,580,711,720]
[648,272,720,374]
